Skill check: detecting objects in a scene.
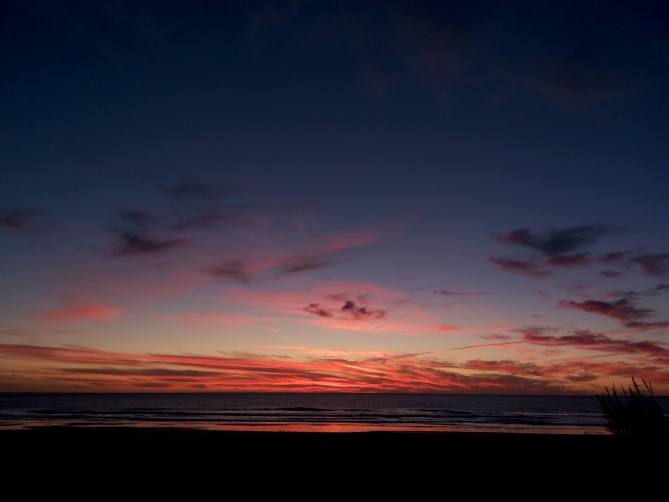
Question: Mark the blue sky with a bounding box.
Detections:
[1,1,668,393]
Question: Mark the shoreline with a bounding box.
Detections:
[0,420,610,434]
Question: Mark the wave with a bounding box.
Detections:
[3,393,651,431]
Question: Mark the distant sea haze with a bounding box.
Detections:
[5,393,663,434]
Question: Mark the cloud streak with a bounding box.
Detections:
[522,328,669,358]
[29,302,121,323]
[489,255,551,278]
[0,209,47,234]
[2,341,668,393]
[494,225,612,256]
[110,209,185,257]
[559,298,669,330]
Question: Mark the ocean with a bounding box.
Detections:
[4,392,658,433]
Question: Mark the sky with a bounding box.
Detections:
[1,0,668,394]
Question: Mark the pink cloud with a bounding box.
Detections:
[155,313,249,326]
[29,302,121,323]
[2,342,669,392]
[224,280,459,335]
[205,222,396,282]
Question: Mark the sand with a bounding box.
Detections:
[3,426,664,476]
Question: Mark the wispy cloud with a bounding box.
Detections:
[28,302,121,323]
[559,298,669,330]
[522,328,669,358]
[489,255,551,278]
[160,181,237,202]
[340,300,386,320]
[630,254,669,277]
[110,209,185,257]
[303,303,333,318]
[546,252,591,267]
[3,341,667,393]
[112,230,184,256]
[204,260,253,283]
[0,343,563,392]
[494,225,612,256]
[224,281,458,335]
[0,209,47,234]
[434,289,488,297]
[205,224,389,282]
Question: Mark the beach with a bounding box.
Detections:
[3,426,661,473]
[4,426,668,498]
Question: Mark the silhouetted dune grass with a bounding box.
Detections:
[597,378,668,440]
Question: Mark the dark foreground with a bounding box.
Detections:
[3,427,667,492]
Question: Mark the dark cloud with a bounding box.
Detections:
[117,209,158,228]
[598,251,630,264]
[435,289,487,297]
[161,181,237,202]
[512,1,669,108]
[110,210,182,256]
[109,210,170,255]
[650,284,669,295]
[522,328,669,358]
[205,260,253,284]
[490,225,629,279]
[529,49,636,107]
[303,300,386,321]
[600,270,623,279]
[112,230,183,256]
[248,1,479,105]
[160,181,246,231]
[0,209,45,233]
[110,209,184,257]
[386,2,475,105]
[160,182,318,232]
[559,298,652,323]
[303,303,333,318]
[610,284,669,300]
[546,252,591,267]
[494,225,611,256]
[630,253,669,277]
[623,321,669,331]
[341,300,386,320]
[597,252,669,278]
[249,1,669,110]
[559,298,669,330]
[489,255,551,278]
[274,257,339,276]
[169,209,244,231]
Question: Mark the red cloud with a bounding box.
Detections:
[2,342,668,392]
[205,223,392,282]
[303,304,333,317]
[225,280,458,335]
[29,302,121,323]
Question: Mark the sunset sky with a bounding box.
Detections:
[1,0,668,393]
